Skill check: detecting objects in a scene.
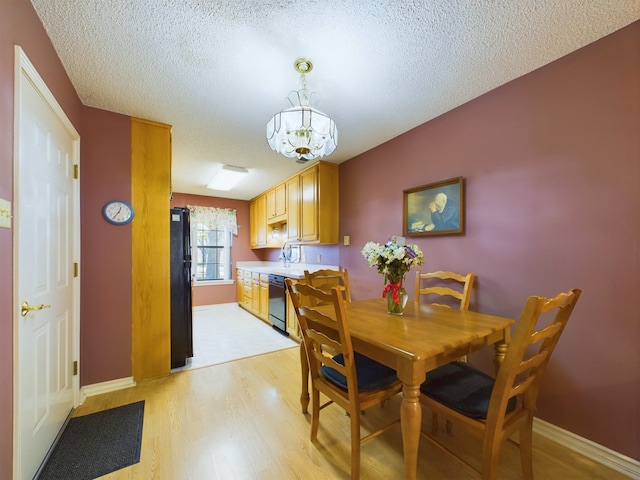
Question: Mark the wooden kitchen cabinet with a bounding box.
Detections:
[242,270,252,310]
[285,175,300,242]
[249,199,257,247]
[236,269,282,326]
[236,268,244,306]
[295,161,339,244]
[236,267,301,342]
[285,281,301,342]
[266,182,286,224]
[299,165,318,242]
[251,272,260,314]
[249,194,267,248]
[259,273,269,321]
[250,160,338,248]
[284,161,338,244]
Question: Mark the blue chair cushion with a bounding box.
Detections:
[321,352,398,392]
[420,361,517,419]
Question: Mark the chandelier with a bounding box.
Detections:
[266,58,338,163]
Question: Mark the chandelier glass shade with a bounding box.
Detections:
[266,58,338,162]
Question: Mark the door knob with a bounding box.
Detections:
[21,301,51,317]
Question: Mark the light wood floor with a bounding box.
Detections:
[76,347,627,479]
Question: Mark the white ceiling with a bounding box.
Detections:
[30,1,639,201]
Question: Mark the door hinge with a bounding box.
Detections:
[73,361,78,375]
[74,262,79,277]
[73,164,79,179]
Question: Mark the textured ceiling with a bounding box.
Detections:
[30,1,639,200]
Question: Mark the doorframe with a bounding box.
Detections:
[12,45,81,478]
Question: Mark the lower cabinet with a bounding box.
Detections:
[236,270,271,325]
[236,269,300,342]
[259,274,269,322]
[236,268,244,304]
[285,279,301,342]
[242,270,252,311]
[251,272,260,314]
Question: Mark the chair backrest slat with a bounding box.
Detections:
[529,322,562,345]
[414,270,475,311]
[422,285,463,300]
[304,269,352,304]
[515,350,549,375]
[542,291,575,310]
[510,375,536,397]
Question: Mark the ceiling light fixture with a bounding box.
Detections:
[206,165,249,191]
[266,58,338,163]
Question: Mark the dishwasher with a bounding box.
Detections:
[268,274,288,336]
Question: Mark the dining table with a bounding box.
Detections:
[298,298,515,480]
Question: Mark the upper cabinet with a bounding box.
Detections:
[250,193,267,248]
[285,175,300,242]
[292,161,339,244]
[299,166,318,242]
[266,182,286,224]
[250,160,339,248]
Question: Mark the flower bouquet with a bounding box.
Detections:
[362,239,424,314]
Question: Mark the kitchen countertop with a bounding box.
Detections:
[235,261,340,280]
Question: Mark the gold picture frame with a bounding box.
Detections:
[403,177,465,236]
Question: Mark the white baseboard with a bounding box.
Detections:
[533,417,640,479]
[81,376,137,398]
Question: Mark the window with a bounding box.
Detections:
[193,224,232,281]
[187,205,238,284]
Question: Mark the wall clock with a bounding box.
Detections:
[102,200,134,225]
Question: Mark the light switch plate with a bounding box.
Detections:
[343,235,350,246]
[0,198,11,229]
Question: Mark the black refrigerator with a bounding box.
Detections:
[170,207,193,368]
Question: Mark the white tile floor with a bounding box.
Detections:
[171,302,297,372]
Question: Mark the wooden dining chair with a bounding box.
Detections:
[304,268,352,303]
[414,270,475,310]
[418,288,582,480]
[415,270,476,434]
[286,279,402,479]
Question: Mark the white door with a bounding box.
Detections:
[14,47,80,480]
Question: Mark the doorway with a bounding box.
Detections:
[13,46,81,479]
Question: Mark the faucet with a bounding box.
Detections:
[280,240,292,267]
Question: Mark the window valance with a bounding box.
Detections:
[187,205,238,235]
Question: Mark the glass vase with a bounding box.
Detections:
[386,285,408,315]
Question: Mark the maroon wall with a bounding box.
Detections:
[0,0,84,476]
[80,107,133,385]
[170,193,261,305]
[1,0,638,476]
[338,22,639,459]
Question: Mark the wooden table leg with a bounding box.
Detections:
[300,341,310,413]
[493,341,508,375]
[400,382,421,480]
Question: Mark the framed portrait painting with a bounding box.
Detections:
[403,176,465,236]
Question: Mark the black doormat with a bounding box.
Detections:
[37,401,145,480]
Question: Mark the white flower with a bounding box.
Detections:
[361,240,424,284]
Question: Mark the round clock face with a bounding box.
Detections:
[102,200,134,225]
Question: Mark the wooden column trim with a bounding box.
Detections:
[131,117,172,381]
